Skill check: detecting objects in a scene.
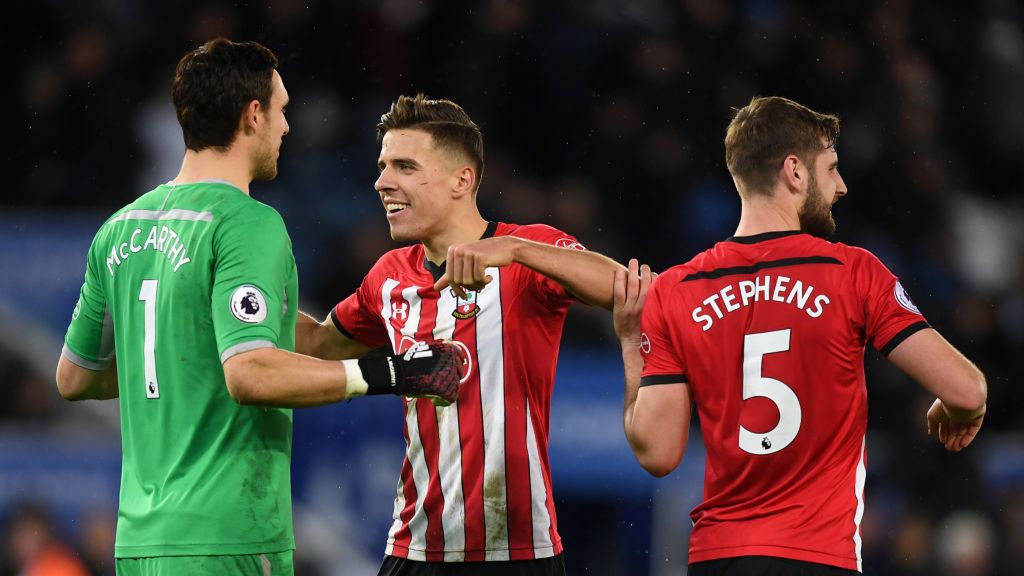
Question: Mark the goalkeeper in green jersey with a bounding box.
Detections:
[55,38,463,576]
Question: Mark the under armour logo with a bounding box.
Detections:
[391,302,408,320]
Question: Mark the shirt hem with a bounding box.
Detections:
[387,542,561,561]
[115,539,295,558]
[688,545,858,571]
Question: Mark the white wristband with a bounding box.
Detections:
[342,359,368,399]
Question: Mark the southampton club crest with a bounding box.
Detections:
[452,289,481,320]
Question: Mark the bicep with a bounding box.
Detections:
[629,381,693,476]
[887,328,986,410]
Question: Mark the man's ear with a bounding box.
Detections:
[780,154,805,193]
[239,99,262,136]
[450,165,477,199]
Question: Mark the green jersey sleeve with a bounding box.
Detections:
[64,229,115,369]
[211,204,295,362]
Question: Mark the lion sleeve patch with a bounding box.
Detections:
[230,285,268,323]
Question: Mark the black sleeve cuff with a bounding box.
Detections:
[878,321,930,356]
[330,308,357,341]
[639,374,688,387]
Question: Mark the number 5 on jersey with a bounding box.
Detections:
[740,329,800,455]
[139,279,161,399]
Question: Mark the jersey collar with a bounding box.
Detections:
[422,221,499,282]
[725,230,804,244]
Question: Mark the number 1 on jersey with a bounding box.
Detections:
[740,329,800,455]
[139,279,160,399]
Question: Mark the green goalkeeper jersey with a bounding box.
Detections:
[63,180,297,557]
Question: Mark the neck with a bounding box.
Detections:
[422,209,489,265]
[172,148,251,194]
[734,193,801,237]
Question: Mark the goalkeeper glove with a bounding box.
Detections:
[343,340,465,406]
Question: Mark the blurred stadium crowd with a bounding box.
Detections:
[4,1,1024,575]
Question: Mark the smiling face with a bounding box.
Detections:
[375,129,465,242]
[798,144,847,238]
[251,70,290,182]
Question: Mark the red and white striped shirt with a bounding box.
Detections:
[332,221,581,562]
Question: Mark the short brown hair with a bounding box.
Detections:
[724,96,840,196]
[172,37,278,152]
[377,94,485,191]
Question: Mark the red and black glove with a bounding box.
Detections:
[358,340,466,406]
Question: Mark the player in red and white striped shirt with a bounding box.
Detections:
[297,94,623,576]
[612,97,987,575]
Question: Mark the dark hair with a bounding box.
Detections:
[172,37,278,152]
[377,94,485,191]
[724,96,840,196]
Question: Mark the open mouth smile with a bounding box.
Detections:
[385,202,409,216]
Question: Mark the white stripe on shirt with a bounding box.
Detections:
[525,396,554,555]
[475,267,510,560]
[853,436,867,572]
[433,289,468,561]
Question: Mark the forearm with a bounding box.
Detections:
[91,365,119,400]
[224,347,351,407]
[515,239,623,310]
[888,329,987,421]
[295,310,372,360]
[56,354,119,400]
[941,397,987,422]
[621,344,645,447]
[294,311,321,356]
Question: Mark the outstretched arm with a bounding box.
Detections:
[434,235,624,310]
[614,259,692,476]
[887,328,987,451]
[223,340,464,408]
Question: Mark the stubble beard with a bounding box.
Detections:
[799,174,836,239]
[252,137,279,182]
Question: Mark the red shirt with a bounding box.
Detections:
[333,221,582,562]
[640,231,928,571]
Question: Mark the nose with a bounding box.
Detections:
[835,171,848,198]
[375,167,395,194]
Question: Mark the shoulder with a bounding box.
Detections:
[668,245,726,279]
[364,244,424,277]
[501,222,581,248]
[649,262,694,294]
[827,241,885,268]
[227,195,285,222]
[211,198,288,244]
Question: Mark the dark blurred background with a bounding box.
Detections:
[3,1,1023,575]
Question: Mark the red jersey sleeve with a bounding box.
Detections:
[850,247,929,355]
[330,270,391,349]
[509,223,584,307]
[639,273,688,386]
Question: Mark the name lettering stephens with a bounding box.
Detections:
[105,225,192,276]
[692,274,830,331]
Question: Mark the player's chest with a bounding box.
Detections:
[375,267,505,349]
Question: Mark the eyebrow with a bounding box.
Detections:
[378,156,421,169]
